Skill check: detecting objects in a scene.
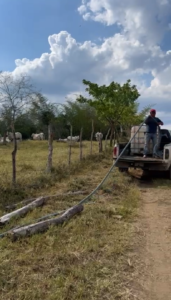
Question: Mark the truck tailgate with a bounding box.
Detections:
[117,156,163,164]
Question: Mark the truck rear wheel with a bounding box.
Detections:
[118,167,128,173]
[142,170,155,178]
[166,167,171,180]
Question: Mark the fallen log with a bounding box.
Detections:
[9,204,84,240]
[5,197,37,211]
[0,197,46,225]
[5,191,88,211]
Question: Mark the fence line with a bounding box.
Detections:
[0,139,112,185]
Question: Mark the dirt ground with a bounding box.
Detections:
[135,182,171,300]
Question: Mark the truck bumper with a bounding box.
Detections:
[113,157,169,171]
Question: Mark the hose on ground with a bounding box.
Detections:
[0,116,156,238]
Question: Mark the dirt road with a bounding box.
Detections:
[136,185,171,300]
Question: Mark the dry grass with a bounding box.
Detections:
[0,140,99,185]
[0,141,140,300]
[0,140,101,206]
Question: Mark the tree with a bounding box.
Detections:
[77,79,140,146]
[62,100,108,140]
[14,114,37,139]
[31,93,59,172]
[0,72,36,184]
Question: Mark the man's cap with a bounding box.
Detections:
[150,109,156,113]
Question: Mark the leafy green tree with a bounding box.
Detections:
[14,114,37,139]
[77,79,140,146]
[63,100,108,140]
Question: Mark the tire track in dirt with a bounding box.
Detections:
[137,187,171,300]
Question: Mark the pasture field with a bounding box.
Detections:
[0,140,99,196]
[0,141,140,300]
[0,140,99,182]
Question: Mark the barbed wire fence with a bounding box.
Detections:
[0,131,112,187]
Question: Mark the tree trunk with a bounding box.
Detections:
[79,127,83,161]
[3,132,6,144]
[47,123,53,172]
[110,125,114,147]
[120,125,122,135]
[11,125,17,185]
[105,128,111,151]
[0,197,46,225]
[5,191,88,211]
[114,128,119,145]
[99,138,103,153]
[10,204,84,240]
[90,120,94,155]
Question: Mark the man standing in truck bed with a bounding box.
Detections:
[143,109,164,158]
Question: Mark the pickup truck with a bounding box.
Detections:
[113,125,171,179]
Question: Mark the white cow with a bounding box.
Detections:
[95,132,103,141]
[7,132,22,141]
[31,133,45,140]
[67,136,79,142]
[0,137,11,143]
[66,135,79,146]
[39,132,45,140]
[57,136,79,145]
[57,138,67,142]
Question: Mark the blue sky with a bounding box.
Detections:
[0,0,118,71]
[0,0,171,124]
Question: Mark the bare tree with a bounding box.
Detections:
[0,72,35,185]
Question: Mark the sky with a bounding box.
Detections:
[0,0,171,126]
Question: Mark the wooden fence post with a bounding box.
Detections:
[90,120,94,155]
[68,125,72,166]
[99,138,103,153]
[105,128,111,151]
[47,124,53,172]
[79,127,83,161]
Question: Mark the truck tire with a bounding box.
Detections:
[118,167,128,173]
[142,170,155,178]
[167,167,171,180]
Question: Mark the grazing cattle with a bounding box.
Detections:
[57,136,79,145]
[0,137,11,143]
[31,133,45,140]
[39,132,45,140]
[7,132,22,141]
[57,138,67,142]
[95,132,103,141]
[67,136,79,146]
[67,136,79,142]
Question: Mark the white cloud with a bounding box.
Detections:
[13,30,171,100]
[78,0,171,44]
[10,0,171,124]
